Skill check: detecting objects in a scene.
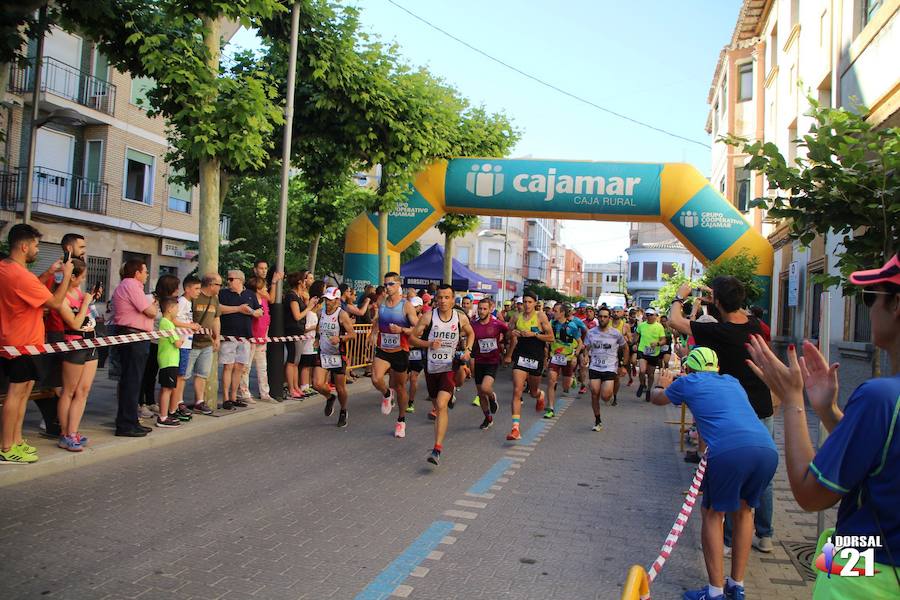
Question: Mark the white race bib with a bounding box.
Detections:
[550,353,569,366]
[320,353,342,369]
[409,349,422,361]
[516,356,539,370]
[478,338,498,353]
[428,349,454,373]
[591,355,614,371]
[380,332,400,350]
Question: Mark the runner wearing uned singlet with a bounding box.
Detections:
[470,298,509,430]
[410,284,474,465]
[368,271,419,438]
[503,291,554,441]
[405,296,425,415]
[312,287,356,427]
[586,306,628,431]
[610,305,631,403]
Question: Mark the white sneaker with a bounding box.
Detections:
[753,536,774,553]
[381,390,395,415]
[394,421,406,438]
[139,406,154,419]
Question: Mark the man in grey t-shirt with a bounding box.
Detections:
[584,307,628,431]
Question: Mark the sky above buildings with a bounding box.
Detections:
[229,0,742,264]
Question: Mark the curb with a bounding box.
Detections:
[0,379,375,488]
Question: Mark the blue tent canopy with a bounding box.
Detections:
[400,243,498,294]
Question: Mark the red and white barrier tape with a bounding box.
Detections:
[0,328,317,358]
[642,455,707,598]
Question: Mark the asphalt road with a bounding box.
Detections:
[0,368,708,600]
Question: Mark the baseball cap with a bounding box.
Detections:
[849,254,900,287]
[323,286,341,300]
[612,305,624,311]
[410,296,424,307]
[464,293,474,300]
[514,296,523,304]
[683,347,719,372]
[644,308,657,316]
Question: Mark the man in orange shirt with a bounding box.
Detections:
[0,224,74,464]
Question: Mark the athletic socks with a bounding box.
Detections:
[707,585,723,597]
[383,390,391,398]
[595,415,602,425]
[397,416,405,423]
[433,444,442,455]
[726,577,743,588]
[512,414,520,426]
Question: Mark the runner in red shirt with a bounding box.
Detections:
[470,298,509,430]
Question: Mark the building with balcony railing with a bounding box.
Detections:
[1,24,215,289]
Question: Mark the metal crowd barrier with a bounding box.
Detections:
[346,324,374,370]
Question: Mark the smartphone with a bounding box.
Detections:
[62,250,70,263]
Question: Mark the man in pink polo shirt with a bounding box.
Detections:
[111,259,158,437]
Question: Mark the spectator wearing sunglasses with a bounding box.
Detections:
[745,254,900,597]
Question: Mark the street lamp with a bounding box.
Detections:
[479,221,510,304]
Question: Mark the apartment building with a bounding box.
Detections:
[1,25,231,292]
[709,0,899,400]
[525,217,556,284]
[584,262,624,300]
[626,240,705,309]
[561,247,583,297]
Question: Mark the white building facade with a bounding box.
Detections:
[626,241,704,309]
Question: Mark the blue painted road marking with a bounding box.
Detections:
[355,520,456,600]
[520,420,548,445]
[467,457,516,495]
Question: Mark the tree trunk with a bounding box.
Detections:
[308,231,321,274]
[378,209,389,281]
[443,232,453,286]
[198,15,221,408]
[219,168,230,207]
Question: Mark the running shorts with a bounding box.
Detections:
[549,360,575,377]
[511,352,543,376]
[299,353,318,368]
[425,370,456,398]
[589,369,617,381]
[375,348,410,373]
[407,359,424,373]
[473,362,498,385]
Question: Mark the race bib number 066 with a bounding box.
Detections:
[380,333,400,349]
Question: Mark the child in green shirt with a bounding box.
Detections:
[157,297,184,428]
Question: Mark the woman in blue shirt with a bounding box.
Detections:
[746,254,900,599]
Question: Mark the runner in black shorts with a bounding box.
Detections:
[503,291,554,441]
[470,298,508,430]
[585,307,628,431]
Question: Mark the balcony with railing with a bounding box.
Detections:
[9,56,116,116]
[219,214,232,240]
[4,167,108,215]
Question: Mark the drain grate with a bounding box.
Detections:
[782,541,819,581]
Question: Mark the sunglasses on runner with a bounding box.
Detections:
[383,281,398,286]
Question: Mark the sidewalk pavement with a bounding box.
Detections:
[1,366,375,488]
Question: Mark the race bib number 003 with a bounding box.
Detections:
[517,356,539,370]
[320,353,342,369]
[380,333,400,349]
[550,353,569,366]
[428,350,453,373]
[478,338,498,353]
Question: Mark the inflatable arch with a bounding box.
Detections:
[343,158,773,303]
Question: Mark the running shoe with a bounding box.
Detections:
[0,446,38,464]
[636,384,645,397]
[193,402,214,416]
[381,390,395,415]
[645,388,651,403]
[471,395,480,407]
[16,439,37,455]
[156,416,180,428]
[139,405,154,419]
[74,433,88,445]
[407,400,416,414]
[543,408,555,419]
[578,385,586,395]
[488,394,499,415]
[427,449,440,465]
[222,400,236,410]
[58,434,82,452]
[535,390,546,413]
[612,396,618,406]
[428,409,437,421]
[683,586,724,600]
[290,389,304,399]
[724,581,744,600]
[479,416,493,430]
[394,421,406,438]
[336,410,348,428]
[592,420,604,432]
[177,403,193,416]
[324,394,336,417]
[448,394,455,409]
[233,399,249,408]
[506,426,522,441]
[171,411,192,422]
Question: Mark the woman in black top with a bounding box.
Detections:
[284,270,317,398]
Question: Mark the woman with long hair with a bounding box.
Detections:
[284,270,317,398]
[55,259,103,451]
